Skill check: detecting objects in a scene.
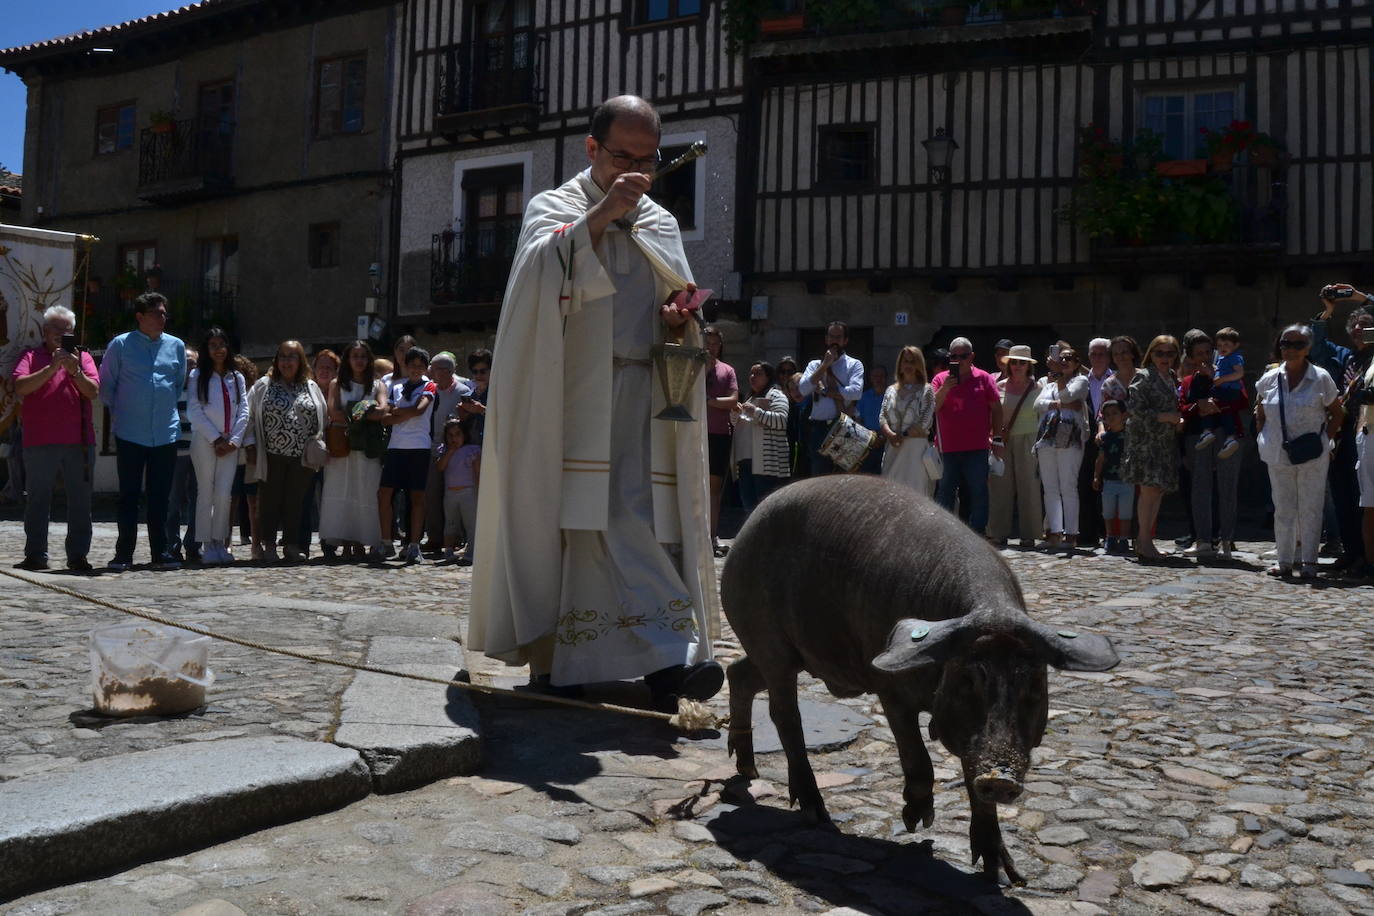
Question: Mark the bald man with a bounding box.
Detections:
[470,96,722,711]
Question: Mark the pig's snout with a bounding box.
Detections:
[973,770,1023,805]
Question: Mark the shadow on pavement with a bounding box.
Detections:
[701,798,1031,915]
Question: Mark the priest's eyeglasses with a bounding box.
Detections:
[599,145,661,172]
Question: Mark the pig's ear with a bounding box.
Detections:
[872,618,966,673]
[1026,621,1121,672]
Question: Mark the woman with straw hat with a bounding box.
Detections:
[989,345,1043,547]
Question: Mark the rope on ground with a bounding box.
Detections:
[0,567,722,732]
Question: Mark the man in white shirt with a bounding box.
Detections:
[798,321,866,474]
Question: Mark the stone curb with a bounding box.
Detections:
[0,735,371,901]
[332,636,482,793]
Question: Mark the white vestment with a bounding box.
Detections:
[469,168,717,685]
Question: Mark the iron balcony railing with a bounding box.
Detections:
[435,39,539,119]
[431,224,521,306]
[138,118,235,189]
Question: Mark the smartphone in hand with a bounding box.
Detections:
[669,288,714,312]
[61,333,77,351]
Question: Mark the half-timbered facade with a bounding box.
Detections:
[391,0,746,338]
[739,1,1374,374]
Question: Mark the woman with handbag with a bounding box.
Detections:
[880,346,937,497]
[244,339,328,563]
[187,328,249,565]
[1122,335,1184,561]
[1255,324,1344,579]
[989,345,1043,547]
[319,340,387,560]
[1034,345,1090,550]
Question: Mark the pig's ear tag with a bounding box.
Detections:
[910,625,931,642]
[1057,630,1079,639]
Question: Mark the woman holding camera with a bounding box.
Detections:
[1034,344,1089,549]
[1255,324,1343,579]
[988,346,1042,547]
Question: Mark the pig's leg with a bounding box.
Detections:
[964,760,1024,886]
[767,669,830,827]
[877,690,934,830]
[726,656,765,779]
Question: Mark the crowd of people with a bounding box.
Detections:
[714,291,1374,581]
[9,285,1374,582]
[12,292,489,571]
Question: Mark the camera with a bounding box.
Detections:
[1321,284,1355,300]
[61,333,77,352]
[1363,327,1374,345]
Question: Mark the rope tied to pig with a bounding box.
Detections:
[0,567,723,732]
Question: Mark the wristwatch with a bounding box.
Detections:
[990,436,1005,446]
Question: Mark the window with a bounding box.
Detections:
[308,223,340,269]
[316,55,367,136]
[119,241,157,275]
[638,0,702,23]
[95,103,136,155]
[199,236,239,321]
[1140,87,1238,159]
[649,140,703,234]
[817,125,875,188]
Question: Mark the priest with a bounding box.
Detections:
[469,95,723,711]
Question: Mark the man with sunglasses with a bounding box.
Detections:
[471,96,722,713]
[931,337,1005,536]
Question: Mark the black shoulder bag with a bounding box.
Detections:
[1277,371,1325,465]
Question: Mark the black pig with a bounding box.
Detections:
[720,475,1120,884]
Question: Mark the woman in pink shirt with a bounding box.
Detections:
[11,305,100,571]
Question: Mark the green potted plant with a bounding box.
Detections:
[149,110,177,134]
[1199,120,1256,173]
[112,264,141,301]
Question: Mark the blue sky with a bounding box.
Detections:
[2,2,178,174]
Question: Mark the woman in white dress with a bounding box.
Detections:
[319,340,387,559]
[879,345,936,496]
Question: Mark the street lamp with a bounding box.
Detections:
[922,127,959,186]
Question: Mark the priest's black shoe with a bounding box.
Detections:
[521,674,585,699]
[645,660,725,713]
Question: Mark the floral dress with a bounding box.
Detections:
[1121,368,1179,491]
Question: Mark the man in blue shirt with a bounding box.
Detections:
[98,292,187,571]
[856,363,887,473]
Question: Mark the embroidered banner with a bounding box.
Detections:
[1,224,84,435]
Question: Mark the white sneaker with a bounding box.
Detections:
[1195,430,1217,450]
[1183,543,1217,558]
[1217,436,1240,459]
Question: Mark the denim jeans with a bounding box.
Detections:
[807,420,835,475]
[115,438,177,562]
[935,448,990,534]
[22,444,95,563]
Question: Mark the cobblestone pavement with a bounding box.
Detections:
[3,520,1374,916]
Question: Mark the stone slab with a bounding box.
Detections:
[681,696,872,754]
[333,636,481,792]
[0,735,370,900]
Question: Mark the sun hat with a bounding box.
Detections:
[1005,344,1036,363]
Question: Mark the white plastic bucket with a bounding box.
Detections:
[90,623,215,717]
